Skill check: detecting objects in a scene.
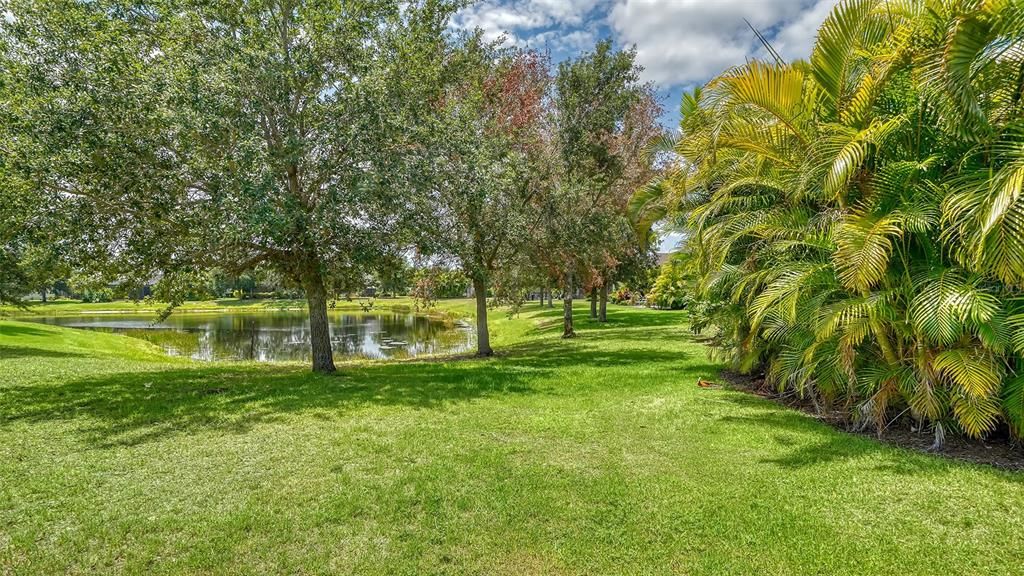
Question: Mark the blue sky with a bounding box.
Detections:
[454,0,839,252]
[454,0,839,128]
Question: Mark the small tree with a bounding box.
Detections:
[419,40,549,356]
[542,40,658,336]
[374,255,412,298]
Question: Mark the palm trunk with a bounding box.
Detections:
[563,272,575,338]
[870,320,899,365]
[473,276,493,357]
[589,287,598,319]
[303,269,336,373]
[599,281,608,322]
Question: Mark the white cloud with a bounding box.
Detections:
[453,0,605,44]
[527,28,598,52]
[454,0,840,88]
[773,0,840,61]
[609,0,839,86]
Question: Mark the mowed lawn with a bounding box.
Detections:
[1,302,1022,575]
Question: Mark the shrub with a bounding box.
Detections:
[648,255,689,310]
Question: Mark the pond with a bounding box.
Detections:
[24,310,475,363]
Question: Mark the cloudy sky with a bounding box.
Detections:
[454,0,839,127]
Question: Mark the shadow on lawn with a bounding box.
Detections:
[0,334,692,448]
[0,324,52,338]
[0,344,87,360]
[717,395,901,467]
[0,361,537,448]
[715,393,1024,478]
[523,306,689,339]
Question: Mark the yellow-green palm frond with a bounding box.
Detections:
[943,133,1024,284]
[707,60,817,147]
[933,348,1004,437]
[811,0,894,120]
[1002,373,1024,435]
[628,177,677,242]
[821,116,906,203]
[910,269,1001,345]
[833,208,904,293]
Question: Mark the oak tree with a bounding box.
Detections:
[2,0,458,371]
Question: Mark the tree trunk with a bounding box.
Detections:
[40,288,47,303]
[589,287,598,319]
[599,281,608,322]
[548,286,554,308]
[303,270,336,373]
[562,273,575,338]
[473,276,493,357]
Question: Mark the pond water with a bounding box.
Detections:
[25,311,475,362]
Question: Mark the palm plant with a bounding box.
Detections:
[632,0,1024,443]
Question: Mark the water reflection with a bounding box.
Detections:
[27,311,475,362]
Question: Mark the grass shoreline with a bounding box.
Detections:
[2,301,1023,574]
[1,296,448,317]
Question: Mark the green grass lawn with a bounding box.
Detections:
[1,301,1022,574]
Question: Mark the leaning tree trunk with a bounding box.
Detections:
[472,276,493,357]
[562,272,575,338]
[302,269,336,373]
[589,287,598,319]
[599,280,609,322]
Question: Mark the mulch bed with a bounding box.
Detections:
[717,370,1024,471]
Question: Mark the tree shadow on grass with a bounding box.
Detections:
[715,394,1024,479]
[518,304,687,330]
[496,338,694,369]
[0,344,87,360]
[717,395,900,466]
[0,323,51,337]
[0,331,702,449]
[0,358,546,448]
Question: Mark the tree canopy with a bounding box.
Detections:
[2,0,461,371]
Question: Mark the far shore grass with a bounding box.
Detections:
[1,296,441,317]
[2,299,1023,574]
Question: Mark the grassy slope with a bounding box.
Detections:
[1,301,1022,575]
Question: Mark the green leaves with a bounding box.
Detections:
[810,0,882,119]
[3,0,465,370]
[943,134,1024,285]
[645,0,1024,442]
[833,209,903,293]
[933,348,1003,438]
[910,270,1000,346]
